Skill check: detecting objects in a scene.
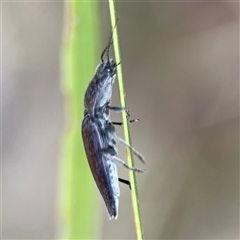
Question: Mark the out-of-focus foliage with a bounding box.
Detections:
[59,2,101,239]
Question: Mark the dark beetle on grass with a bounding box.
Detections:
[81,29,145,219]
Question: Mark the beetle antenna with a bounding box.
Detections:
[100,18,119,64]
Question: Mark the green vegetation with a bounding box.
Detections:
[59,1,101,239]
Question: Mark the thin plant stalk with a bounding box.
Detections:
[108,1,145,239]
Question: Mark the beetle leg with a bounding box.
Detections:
[111,156,145,173]
[115,136,146,164]
[107,106,140,123]
[102,145,117,156]
[118,178,131,190]
[112,118,140,126]
[112,121,123,126]
[107,106,126,112]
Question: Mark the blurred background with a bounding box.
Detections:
[2,1,239,239]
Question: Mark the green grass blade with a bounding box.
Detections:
[108,1,145,239]
[59,1,101,239]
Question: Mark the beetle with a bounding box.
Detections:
[82,110,144,219]
[81,29,145,219]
